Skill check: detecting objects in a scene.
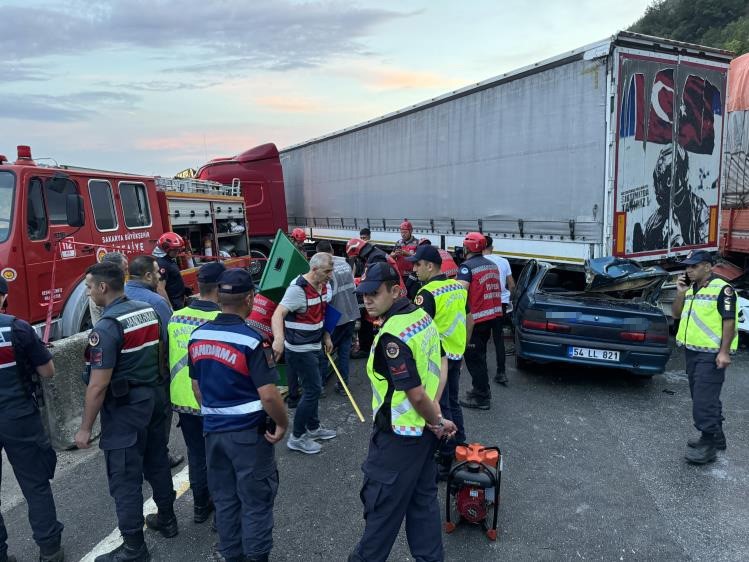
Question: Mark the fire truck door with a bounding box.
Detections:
[24,175,94,324]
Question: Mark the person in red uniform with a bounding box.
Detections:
[290,228,307,256]
[456,233,502,410]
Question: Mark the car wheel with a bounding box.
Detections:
[515,354,530,370]
[249,248,268,281]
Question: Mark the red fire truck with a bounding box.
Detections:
[0,144,286,339]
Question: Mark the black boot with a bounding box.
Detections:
[688,430,726,451]
[94,533,150,562]
[685,434,718,465]
[145,508,178,538]
[194,498,215,524]
[494,371,508,385]
[39,543,64,562]
[245,553,270,562]
[460,391,491,410]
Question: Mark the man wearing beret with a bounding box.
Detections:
[164,262,225,527]
[673,250,738,465]
[189,269,287,562]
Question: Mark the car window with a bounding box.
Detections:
[44,176,78,224]
[27,178,48,240]
[119,182,151,228]
[89,180,118,231]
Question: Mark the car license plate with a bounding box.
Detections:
[568,346,619,362]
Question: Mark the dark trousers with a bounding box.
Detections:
[0,413,63,557]
[178,412,209,503]
[491,312,507,375]
[685,349,726,435]
[439,359,466,458]
[464,320,496,396]
[287,349,325,437]
[206,429,278,559]
[103,390,175,536]
[350,428,443,562]
[332,321,356,383]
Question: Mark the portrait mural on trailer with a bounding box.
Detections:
[616,57,726,254]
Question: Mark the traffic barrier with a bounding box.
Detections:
[39,332,100,450]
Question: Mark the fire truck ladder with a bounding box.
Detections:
[155,176,241,197]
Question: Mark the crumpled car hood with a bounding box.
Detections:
[585,257,669,293]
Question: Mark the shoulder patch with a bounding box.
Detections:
[724,286,734,297]
[414,294,424,306]
[88,331,100,347]
[460,267,469,275]
[385,341,400,359]
[261,340,276,368]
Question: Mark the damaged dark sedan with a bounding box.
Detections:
[513,257,671,376]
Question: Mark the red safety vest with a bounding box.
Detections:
[462,256,502,324]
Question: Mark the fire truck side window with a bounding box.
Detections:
[44,177,78,224]
[89,180,118,231]
[119,182,151,228]
[27,179,48,240]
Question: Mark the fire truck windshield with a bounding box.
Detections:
[0,171,14,242]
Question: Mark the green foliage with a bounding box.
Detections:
[629,0,749,54]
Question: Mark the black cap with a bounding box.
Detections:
[406,244,442,265]
[680,250,713,265]
[0,278,7,295]
[198,262,226,284]
[217,268,255,293]
[356,262,400,294]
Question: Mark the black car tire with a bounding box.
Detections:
[515,354,530,370]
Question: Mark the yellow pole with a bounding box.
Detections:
[326,352,365,422]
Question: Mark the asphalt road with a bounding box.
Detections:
[2,341,749,561]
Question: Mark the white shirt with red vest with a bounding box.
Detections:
[279,275,332,352]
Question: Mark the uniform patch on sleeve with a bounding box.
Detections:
[414,294,424,306]
[90,348,103,368]
[385,341,400,359]
[88,331,100,347]
[460,267,469,275]
[388,361,409,381]
[724,286,734,297]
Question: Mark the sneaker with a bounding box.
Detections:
[287,434,322,454]
[305,425,337,441]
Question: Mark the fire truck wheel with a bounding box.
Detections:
[249,248,268,280]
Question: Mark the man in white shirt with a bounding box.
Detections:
[483,236,515,385]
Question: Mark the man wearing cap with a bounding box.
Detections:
[673,250,738,465]
[409,245,469,480]
[271,253,337,454]
[350,261,455,562]
[0,278,64,562]
[76,262,176,562]
[165,261,225,527]
[189,268,287,562]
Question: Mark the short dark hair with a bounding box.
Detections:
[316,240,333,253]
[129,255,158,278]
[218,291,253,307]
[198,282,218,295]
[484,235,493,248]
[384,280,400,292]
[86,262,124,291]
[101,252,127,268]
[359,228,371,237]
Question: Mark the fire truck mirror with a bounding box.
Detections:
[66,194,85,227]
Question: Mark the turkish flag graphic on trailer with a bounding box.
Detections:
[678,75,721,155]
[646,69,674,144]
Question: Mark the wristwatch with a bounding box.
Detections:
[433,415,445,428]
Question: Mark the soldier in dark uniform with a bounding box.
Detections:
[189,269,288,562]
[0,278,65,562]
[75,262,176,562]
[349,262,456,562]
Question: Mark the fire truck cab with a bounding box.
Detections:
[0,145,254,339]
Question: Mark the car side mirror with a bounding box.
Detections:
[66,194,85,227]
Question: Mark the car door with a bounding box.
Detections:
[512,259,538,312]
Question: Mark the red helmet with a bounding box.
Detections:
[463,232,487,254]
[291,228,306,243]
[158,232,185,252]
[346,238,366,257]
[400,219,413,231]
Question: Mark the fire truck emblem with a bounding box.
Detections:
[1,268,16,281]
[96,248,108,262]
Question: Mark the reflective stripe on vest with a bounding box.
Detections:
[367,307,441,436]
[420,278,467,360]
[168,306,220,415]
[285,276,328,348]
[676,278,739,353]
[201,399,263,416]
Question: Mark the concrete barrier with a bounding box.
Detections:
[39,331,100,450]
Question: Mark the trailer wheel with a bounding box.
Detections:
[249,248,268,281]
